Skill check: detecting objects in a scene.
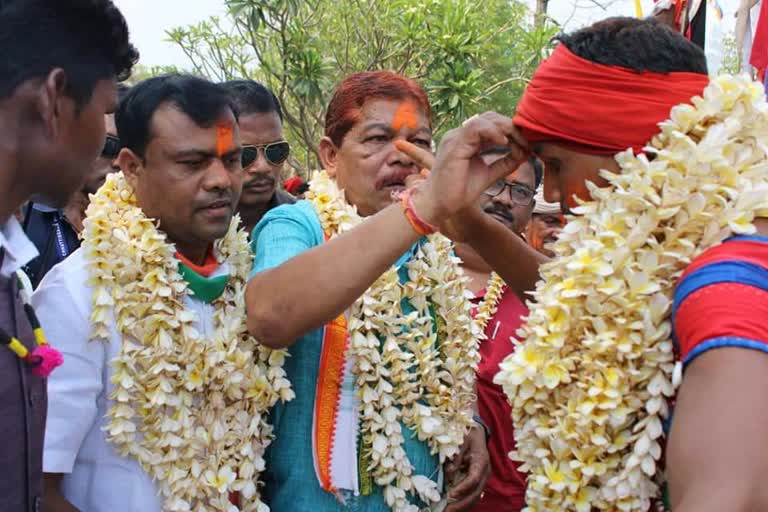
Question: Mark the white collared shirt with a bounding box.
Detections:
[0,216,38,278]
[32,248,230,512]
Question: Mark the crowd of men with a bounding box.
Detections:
[1,1,766,512]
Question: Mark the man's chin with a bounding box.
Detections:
[241,186,275,204]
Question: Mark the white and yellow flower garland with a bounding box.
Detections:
[495,75,768,511]
[307,171,482,512]
[473,273,506,334]
[82,172,294,512]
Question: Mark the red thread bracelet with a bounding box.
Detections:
[399,189,437,236]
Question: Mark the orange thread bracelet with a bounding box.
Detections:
[399,188,437,236]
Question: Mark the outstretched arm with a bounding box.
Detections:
[247,113,527,348]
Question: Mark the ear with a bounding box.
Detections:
[117,148,144,190]
[318,136,339,177]
[39,69,70,140]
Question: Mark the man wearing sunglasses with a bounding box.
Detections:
[22,84,129,288]
[222,80,295,235]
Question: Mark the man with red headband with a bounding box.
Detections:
[402,16,768,511]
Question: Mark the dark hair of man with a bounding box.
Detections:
[555,17,708,75]
[221,80,283,121]
[530,156,543,188]
[116,74,239,159]
[0,0,138,109]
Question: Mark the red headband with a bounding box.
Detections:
[514,44,710,155]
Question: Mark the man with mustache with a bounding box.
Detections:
[33,75,264,512]
[222,80,295,235]
[453,157,540,512]
[524,187,563,258]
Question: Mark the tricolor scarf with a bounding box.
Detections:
[175,248,229,303]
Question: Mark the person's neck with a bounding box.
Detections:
[238,200,271,235]
[756,218,768,236]
[0,131,31,224]
[174,241,210,266]
[454,242,493,295]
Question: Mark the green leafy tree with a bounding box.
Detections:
[167,0,556,174]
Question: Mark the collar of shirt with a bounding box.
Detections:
[0,216,39,277]
[31,202,60,213]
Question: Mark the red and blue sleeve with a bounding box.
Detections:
[673,236,768,366]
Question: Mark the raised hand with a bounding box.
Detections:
[403,112,529,223]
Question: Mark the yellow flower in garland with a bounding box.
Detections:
[306,171,481,512]
[82,172,294,512]
[495,75,768,511]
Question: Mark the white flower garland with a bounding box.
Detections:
[473,273,506,334]
[306,171,482,512]
[495,75,768,511]
[82,172,294,512]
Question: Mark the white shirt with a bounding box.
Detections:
[0,216,38,277]
[32,248,230,512]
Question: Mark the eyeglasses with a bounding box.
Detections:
[101,134,121,159]
[241,141,290,168]
[484,180,535,206]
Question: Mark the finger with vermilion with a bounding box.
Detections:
[394,140,435,170]
[459,116,509,148]
[487,147,528,179]
[476,111,529,149]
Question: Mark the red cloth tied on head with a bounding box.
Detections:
[514,44,710,156]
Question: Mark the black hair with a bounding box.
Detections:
[116,74,238,158]
[0,0,138,109]
[529,156,543,188]
[556,17,707,74]
[221,79,283,121]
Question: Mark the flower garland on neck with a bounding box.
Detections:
[307,171,482,512]
[495,75,768,511]
[473,273,505,333]
[82,172,294,512]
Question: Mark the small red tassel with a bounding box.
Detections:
[28,345,63,378]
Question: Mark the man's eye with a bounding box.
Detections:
[365,135,389,143]
[412,138,431,148]
[180,160,205,169]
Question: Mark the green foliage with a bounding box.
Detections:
[127,63,182,85]
[167,0,556,174]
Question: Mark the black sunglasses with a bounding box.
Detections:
[242,141,290,168]
[484,180,536,206]
[101,134,121,159]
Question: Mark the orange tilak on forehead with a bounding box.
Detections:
[216,122,234,157]
[391,100,420,132]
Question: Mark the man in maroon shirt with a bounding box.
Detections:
[453,156,541,511]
